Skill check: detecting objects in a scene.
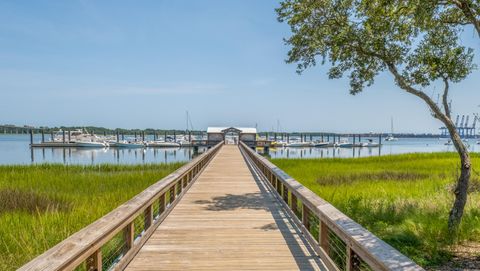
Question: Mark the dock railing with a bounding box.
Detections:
[19,142,223,271]
[239,142,423,271]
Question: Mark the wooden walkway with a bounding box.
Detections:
[125,145,325,270]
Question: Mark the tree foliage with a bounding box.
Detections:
[277,0,477,232]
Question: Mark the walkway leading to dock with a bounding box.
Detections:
[125,145,325,270]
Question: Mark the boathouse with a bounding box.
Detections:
[207,127,257,147]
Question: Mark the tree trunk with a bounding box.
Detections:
[445,121,471,233]
[385,63,471,234]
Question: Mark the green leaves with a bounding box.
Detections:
[276,0,475,95]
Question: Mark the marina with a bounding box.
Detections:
[1,133,479,165]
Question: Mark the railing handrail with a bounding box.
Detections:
[20,142,223,271]
[239,142,423,271]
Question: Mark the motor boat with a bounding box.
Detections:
[385,135,398,141]
[361,139,380,147]
[73,141,107,148]
[335,141,354,148]
[313,141,330,147]
[146,141,181,148]
[271,141,287,147]
[110,140,145,148]
[286,141,312,147]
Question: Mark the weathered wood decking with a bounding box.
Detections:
[125,145,325,270]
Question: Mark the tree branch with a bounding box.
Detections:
[448,0,480,37]
[442,77,451,118]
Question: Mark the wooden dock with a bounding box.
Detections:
[125,145,324,270]
[19,142,423,271]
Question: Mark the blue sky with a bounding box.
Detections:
[0,0,478,133]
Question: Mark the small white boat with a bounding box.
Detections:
[177,140,193,147]
[385,117,398,141]
[286,141,312,147]
[111,140,145,148]
[271,141,287,147]
[313,141,330,147]
[361,139,380,147]
[334,139,354,148]
[385,135,398,141]
[74,141,107,148]
[146,141,181,148]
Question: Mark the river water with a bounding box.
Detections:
[0,134,478,165]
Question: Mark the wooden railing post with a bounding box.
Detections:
[144,205,153,230]
[169,185,175,203]
[302,204,310,232]
[291,193,298,215]
[159,193,165,214]
[347,246,361,271]
[320,221,329,255]
[86,249,102,271]
[282,184,288,202]
[125,222,134,249]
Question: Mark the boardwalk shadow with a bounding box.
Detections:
[241,150,326,271]
[194,193,270,211]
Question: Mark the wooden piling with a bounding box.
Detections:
[62,130,66,143]
[29,130,33,145]
[68,130,71,143]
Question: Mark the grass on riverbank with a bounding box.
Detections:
[271,153,480,268]
[0,163,184,271]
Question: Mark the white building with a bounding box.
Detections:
[206,127,257,146]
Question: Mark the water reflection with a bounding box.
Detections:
[25,146,206,165]
[1,134,479,164]
[1,134,207,164]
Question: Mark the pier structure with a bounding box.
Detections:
[21,141,422,271]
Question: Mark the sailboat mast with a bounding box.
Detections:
[391,117,394,134]
[186,111,189,133]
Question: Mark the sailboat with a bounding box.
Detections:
[385,117,398,141]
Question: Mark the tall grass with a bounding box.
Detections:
[271,152,480,267]
[0,163,184,271]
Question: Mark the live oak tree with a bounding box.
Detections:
[276,0,476,233]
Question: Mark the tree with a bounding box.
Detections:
[276,0,476,233]
[426,0,480,37]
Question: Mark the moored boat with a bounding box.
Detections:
[74,141,107,148]
[146,141,181,148]
[313,141,330,147]
[110,140,145,148]
[286,141,312,147]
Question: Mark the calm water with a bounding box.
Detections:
[0,134,208,165]
[260,137,480,159]
[0,135,479,164]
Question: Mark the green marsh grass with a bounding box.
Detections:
[271,152,480,267]
[0,163,184,271]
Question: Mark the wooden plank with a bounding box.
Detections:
[125,145,325,271]
[239,142,423,271]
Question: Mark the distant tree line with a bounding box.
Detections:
[0,125,204,135]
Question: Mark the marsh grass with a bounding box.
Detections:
[0,163,184,271]
[271,152,480,267]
